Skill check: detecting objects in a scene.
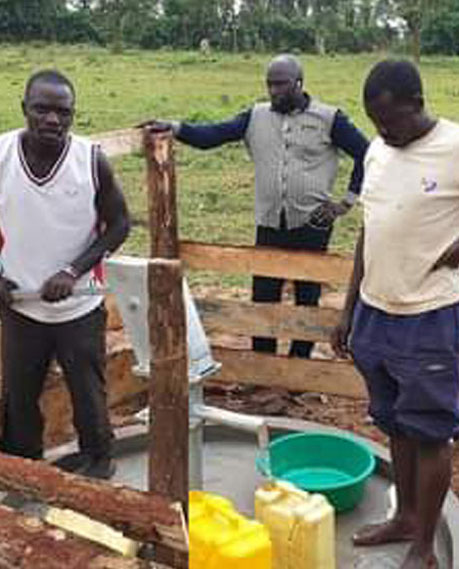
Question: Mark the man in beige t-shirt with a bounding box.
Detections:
[332,60,459,569]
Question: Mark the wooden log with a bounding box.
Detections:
[0,504,151,569]
[180,241,353,285]
[196,296,340,342]
[0,453,187,551]
[144,130,179,259]
[148,260,188,505]
[144,129,189,568]
[210,347,367,398]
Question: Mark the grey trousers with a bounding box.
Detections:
[0,304,113,459]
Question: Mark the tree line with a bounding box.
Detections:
[0,0,457,58]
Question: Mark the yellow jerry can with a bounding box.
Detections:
[255,480,335,569]
[189,490,272,569]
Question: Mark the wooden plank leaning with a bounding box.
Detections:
[0,504,154,569]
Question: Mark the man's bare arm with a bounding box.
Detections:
[330,227,364,358]
[41,149,130,302]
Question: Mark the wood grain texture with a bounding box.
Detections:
[148,260,188,509]
[0,454,187,551]
[144,130,179,259]
[0,505,151,569]
[180,240,353,285]
[196,296,340,342]
[211,347,367,398]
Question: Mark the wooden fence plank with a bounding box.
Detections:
[196,296,341,342]
[91,129,142,158]
[210,347,367,399]
[180,241,353,285]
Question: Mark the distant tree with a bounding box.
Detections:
[309,0,343,54]
[375,0,444,61]
[422,0,459,54]
[238,0,267,50]
[218,0,238,51]
[0,0,455,56]
[0,0,66,41]
[94,0,157,51]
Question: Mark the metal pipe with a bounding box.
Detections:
[12,287,109,302]
[189,418,204,490]
[192,404,269,452]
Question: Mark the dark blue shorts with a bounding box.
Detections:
[350,299,459,442]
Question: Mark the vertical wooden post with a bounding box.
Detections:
[143,129,188,569]
[147,258,188,503]
[144,130,179,259]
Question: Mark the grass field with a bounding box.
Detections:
[3,44,459,287]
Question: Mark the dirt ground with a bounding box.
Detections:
[204,382,459,497]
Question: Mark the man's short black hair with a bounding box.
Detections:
[364,60,423,103]
[24,69,75,102]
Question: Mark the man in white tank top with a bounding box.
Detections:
[0,70,130,479]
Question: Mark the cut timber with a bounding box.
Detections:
[144,129,188,505]
[180,241,353,285]
[0,504,150,569]
[196,296,340,342]
[144,130,188,569]
[91,129,142,158]
[211,347,367,399]
[144,130,179,259]
[45,507,139,558]
[148,260,188,504]
[0,453,187,552]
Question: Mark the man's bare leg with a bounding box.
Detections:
[353,434,418,546]
[400,439,452,569]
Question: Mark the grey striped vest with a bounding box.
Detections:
[244,100,339,229]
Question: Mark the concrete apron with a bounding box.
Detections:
[45,418,459,569]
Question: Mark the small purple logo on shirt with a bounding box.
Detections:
[421,178,438,193]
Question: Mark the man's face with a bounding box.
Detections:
[266,63,301,114]
[365,91,421,148]
[22,81,74,149]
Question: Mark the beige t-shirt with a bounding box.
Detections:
[360,118,459,314]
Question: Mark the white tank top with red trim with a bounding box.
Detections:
[0,129,103,323]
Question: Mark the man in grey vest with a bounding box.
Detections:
[143,54,368,358]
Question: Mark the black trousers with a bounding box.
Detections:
[252,214,332,358]
[0,304,113,459]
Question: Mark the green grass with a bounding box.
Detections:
[3,45,459,287]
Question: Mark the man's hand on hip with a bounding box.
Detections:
[431,239,459,271]
[41,270,77,303]
[0,277,18,306]
[309,199,351,228]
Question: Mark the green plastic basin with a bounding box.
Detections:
[256,432,376,513]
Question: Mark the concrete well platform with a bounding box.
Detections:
[46,418,459,569]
